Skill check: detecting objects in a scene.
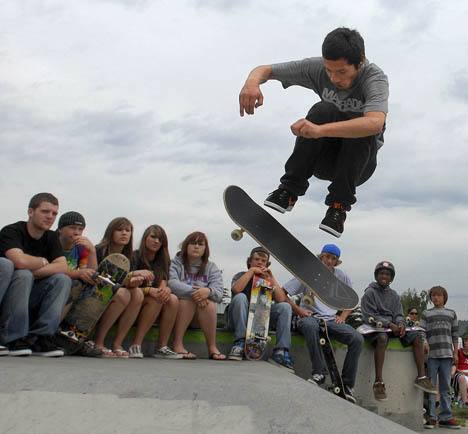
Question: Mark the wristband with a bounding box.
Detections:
[142,287,151,296]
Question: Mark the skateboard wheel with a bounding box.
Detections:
[303,295,313,306]
[319,338,326,346]
[376,321,383,328]
[333,386,341,395]
[266,336,272,342]
[231,228,244,241]
[368,316,375,325]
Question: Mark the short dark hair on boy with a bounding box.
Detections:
[429,285,448,305]
[28,192,59,209]
[322,27,365,68]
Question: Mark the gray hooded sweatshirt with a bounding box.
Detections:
[361,281,404,328]
[168,253,223,303]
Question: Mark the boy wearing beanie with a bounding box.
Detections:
[57,211,97,285]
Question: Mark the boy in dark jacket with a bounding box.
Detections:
[361,261,436,401]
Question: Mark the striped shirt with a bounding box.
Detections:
[420,307,458,359]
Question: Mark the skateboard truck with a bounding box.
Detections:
[92,272,122,294]
[231,228,245,241]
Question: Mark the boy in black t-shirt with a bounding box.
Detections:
[0,193,71,356]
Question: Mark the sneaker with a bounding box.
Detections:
[264,188,297,213]
[424,418,437,429]
[414,376,437,394]
[271,349,294,371]
[7,338,32,356]
[319,203,346,238]
[373,381,387,401]
[308,373,326,385]
[153,346,183,359]
[438,418,460,429]
[344,385,357,404]
[228,344,244,361]
[31,336,64,357]
[0,345,9,356]
[128,344,144,359]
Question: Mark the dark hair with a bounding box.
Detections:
[180,231,210,277]
[96,217,133,260]
[246,246,270,268]
[28,193,59,209]
[322,27,365,68]
[429,285,448,304]
[408,308,419,315]
[136,225,170,286]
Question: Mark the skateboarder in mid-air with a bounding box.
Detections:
[239,27,389,237]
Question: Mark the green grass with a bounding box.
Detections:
[105,325,413,350]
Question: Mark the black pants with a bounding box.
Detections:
[279,102,378,210]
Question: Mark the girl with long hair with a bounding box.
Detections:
[93,217,144,357]
[127,225,180,358]
[169,231,225,360]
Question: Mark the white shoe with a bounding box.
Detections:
[153,346,183,359]
[128,344,144,359]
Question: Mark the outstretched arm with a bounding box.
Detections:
[239,65,273,116]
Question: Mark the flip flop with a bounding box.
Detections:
[178,351,197,360]
[113,348,130,358]
[97,347,116,358]
[209,352,226,361]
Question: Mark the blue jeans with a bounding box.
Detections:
[427,357,453,421]
[227,292,292,350]
[0,265,71,344]
[297,316,363,387]
[0,258,15,341]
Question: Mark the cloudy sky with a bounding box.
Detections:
[1,1,467,316]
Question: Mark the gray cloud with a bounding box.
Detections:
[448,70,468,104]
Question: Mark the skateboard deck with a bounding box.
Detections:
[224,185,358,310]
[58,253,130,353]
[319,319,347,400]
[244,275,273,361]
[357,323,424,335]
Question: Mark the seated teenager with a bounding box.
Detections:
[127,225,180,359]
[0,193,71,357]
[169,231,225,360]
[453,335,468,406]
[57,211,97,318]
[361,261,436,401]
[227,246,293,370]
[281,244,362,403]
[92,217,144,357]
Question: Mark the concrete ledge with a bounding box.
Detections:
[106,327,423,431]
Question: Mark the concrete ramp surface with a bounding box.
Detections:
[0,358,415,434]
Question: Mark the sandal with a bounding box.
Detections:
[128,344,144,359]
[97,347,116,358]
[178,351,197,360]
[113,347,130,358]
[209,352,226,361]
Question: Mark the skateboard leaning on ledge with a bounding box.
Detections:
[223,185,359,310]
[318,319,347,400]
[56,253,130,354]
[244,275,273,361]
